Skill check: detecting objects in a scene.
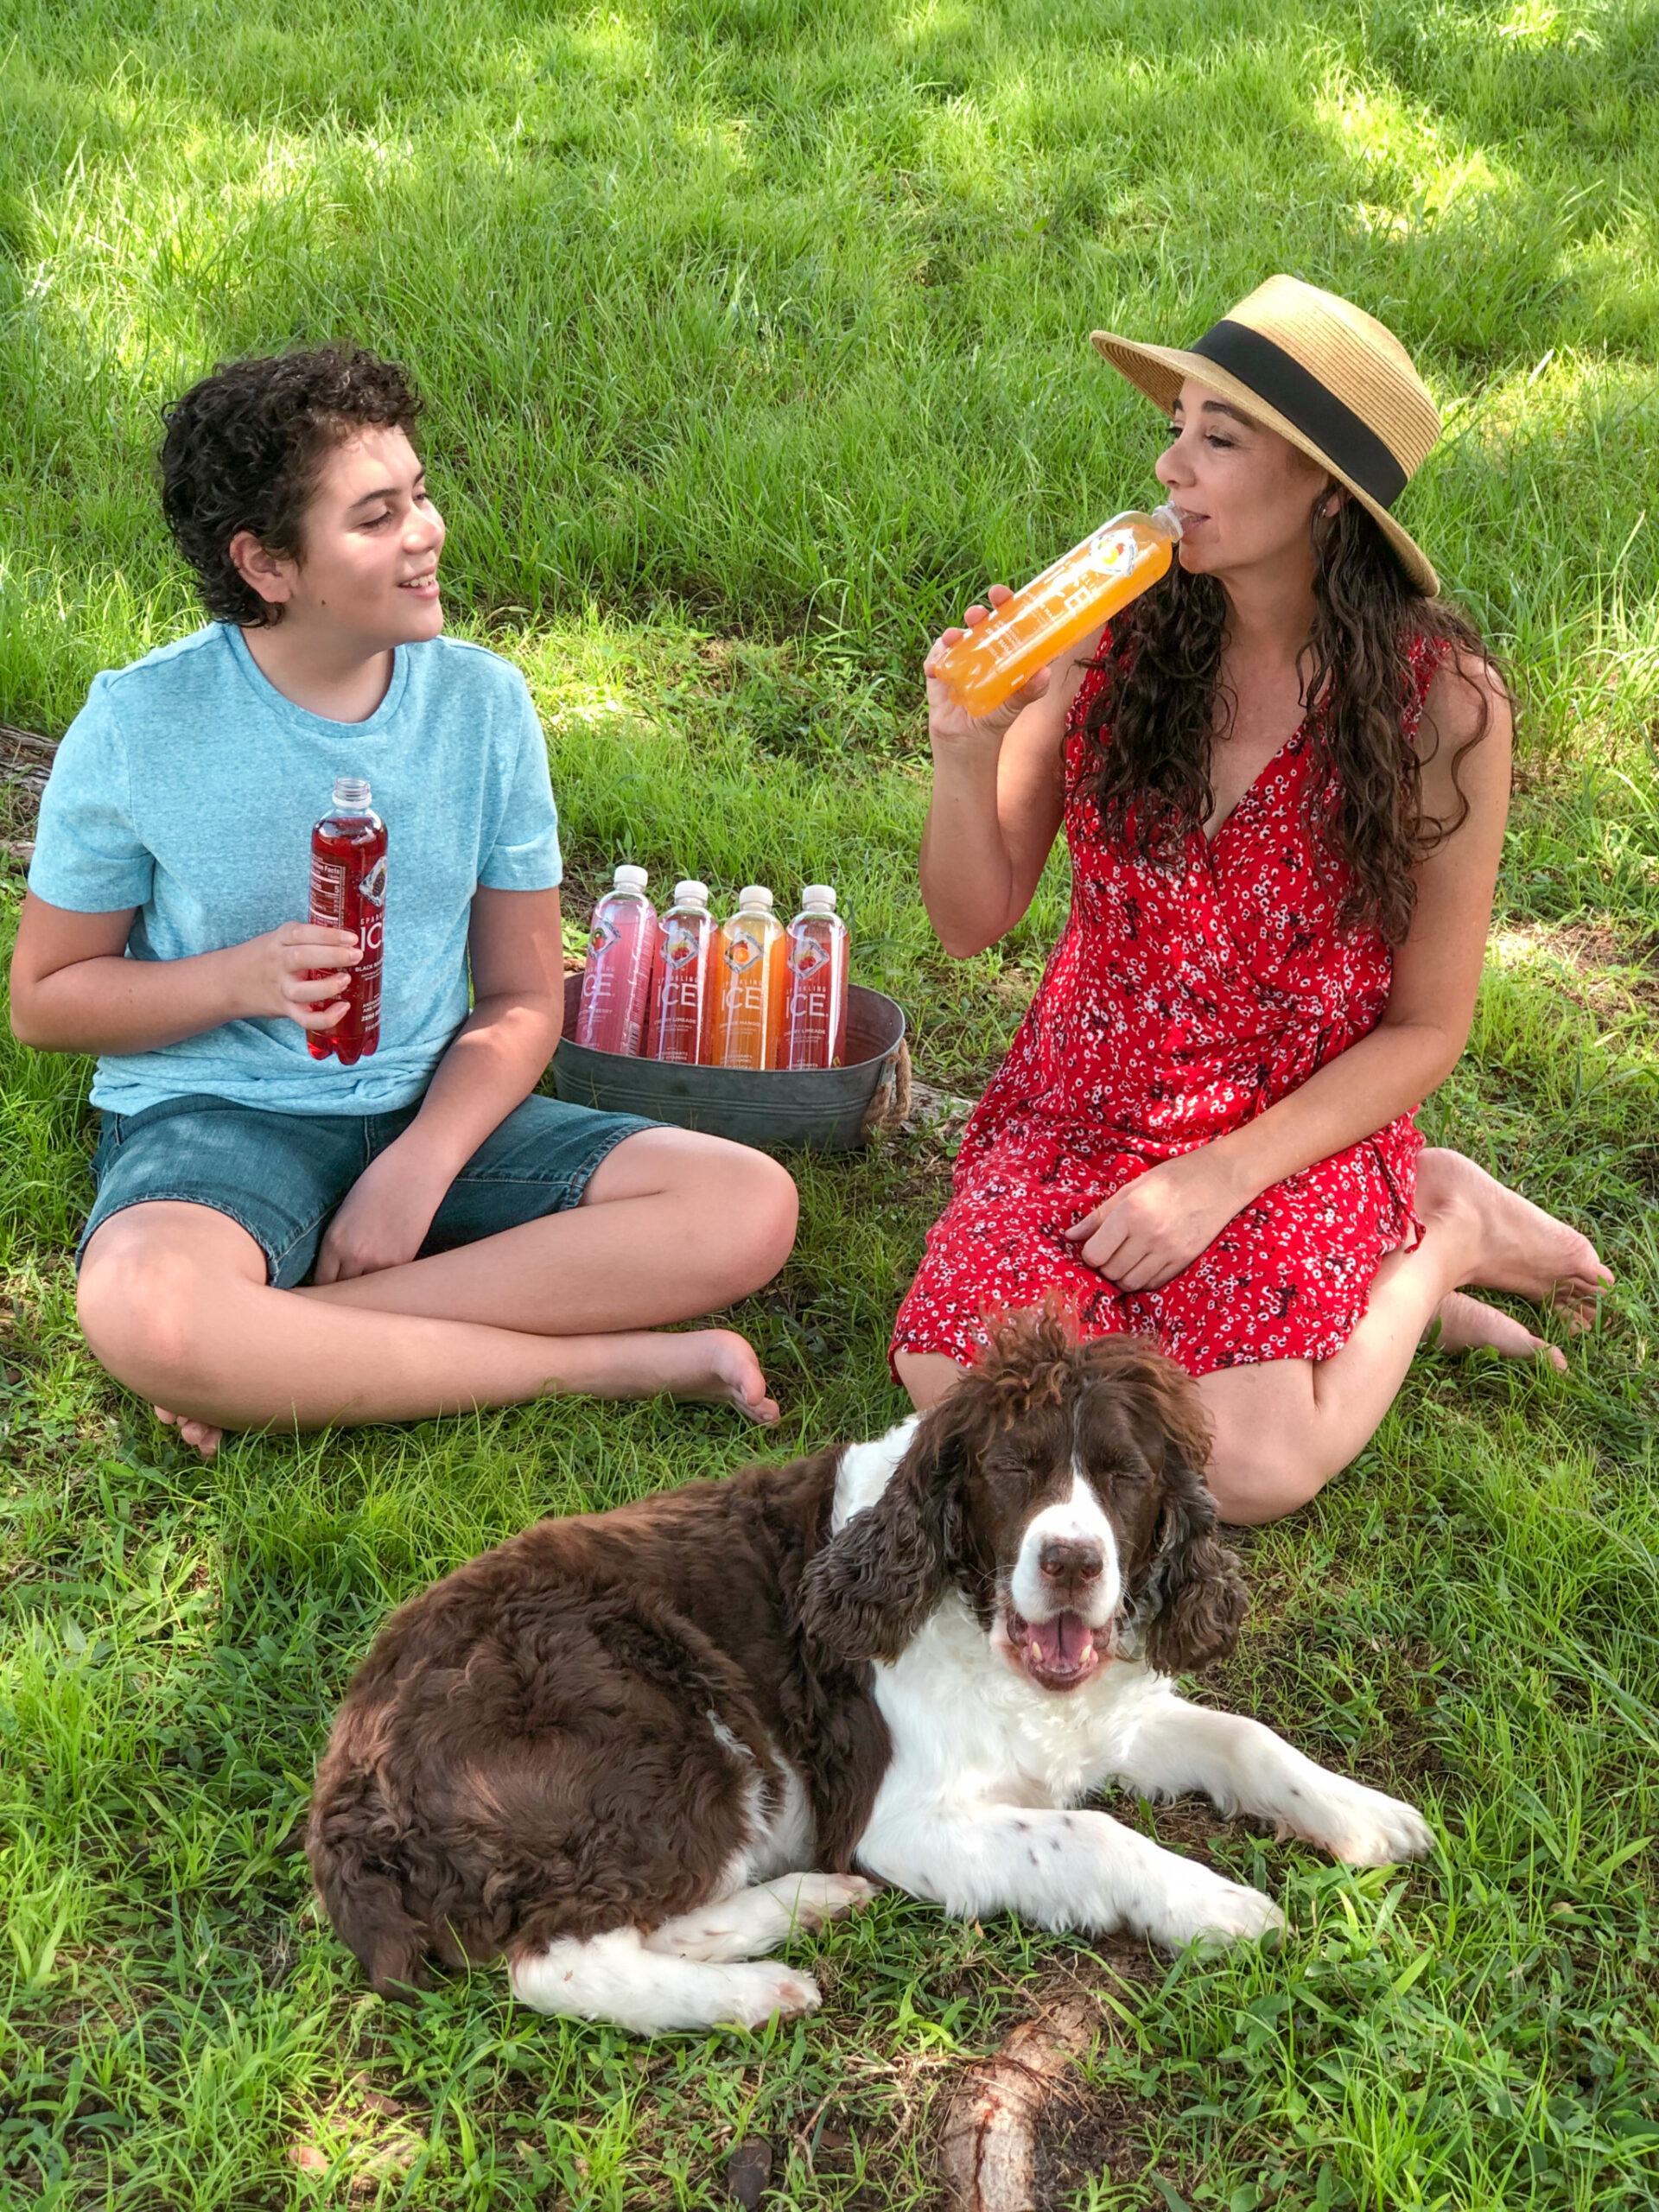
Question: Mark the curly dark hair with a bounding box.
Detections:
[1080,497,1504,944]
[159,346,423,627]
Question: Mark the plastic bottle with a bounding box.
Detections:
[931,504,1184,719]
[575,864,657,1056]
[780,885,850,1071]
[707,885,787,1070]
[308,775,387,1065]
[646,880,716,1065]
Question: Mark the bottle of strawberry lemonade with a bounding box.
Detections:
[646,880,715,1064]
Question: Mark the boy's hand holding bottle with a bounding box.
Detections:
[228,921,361,1033]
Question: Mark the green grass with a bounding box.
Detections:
[3,0,1658,2204]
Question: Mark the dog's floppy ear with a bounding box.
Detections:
[1138,1451,1249,1675]
[799,1418,967,1664]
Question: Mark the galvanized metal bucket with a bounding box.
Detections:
[551,975,908,1153]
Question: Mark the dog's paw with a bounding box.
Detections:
[1284,1777,1435,1867]
[773,1873,880,1929]
[1150,1869,1286,1951]
[715,1963,823,2029]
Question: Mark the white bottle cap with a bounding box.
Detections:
[800,885,836,911]
[738,885,774,911]
[613,863,649,893]
[673,880,709,905]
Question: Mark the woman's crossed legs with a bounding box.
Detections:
[897,1148,1610,1525]
[79,1125,798,1459]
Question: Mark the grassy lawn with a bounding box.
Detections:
[3,0,1658,2203]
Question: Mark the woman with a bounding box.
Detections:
[894,276,1609,1523]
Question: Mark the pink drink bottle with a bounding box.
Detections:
[575,864,656,1055]
[780,885,849,1070]
[646,880,715,1064]
[308,775,386,1064]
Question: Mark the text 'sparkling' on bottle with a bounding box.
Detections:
[308,776,386,1064]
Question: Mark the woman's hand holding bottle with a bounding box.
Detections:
[924,586,1055,749]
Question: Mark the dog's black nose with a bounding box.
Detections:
[1039,1538,1103,1586]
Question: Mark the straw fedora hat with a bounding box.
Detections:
[1091,276,1442,596]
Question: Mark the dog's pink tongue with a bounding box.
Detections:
[1029,1612,1093,1674]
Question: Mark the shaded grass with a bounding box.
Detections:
[3,0,1659,2205]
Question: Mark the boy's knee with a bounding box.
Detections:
[78,1234,211,1380]
[726,1148,798,1279]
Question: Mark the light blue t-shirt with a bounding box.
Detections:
[29,623,563,1115]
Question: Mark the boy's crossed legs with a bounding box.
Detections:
[78,1120,798,1458]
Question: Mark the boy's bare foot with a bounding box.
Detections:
[1427,1291,1567,1374]
[1415,1149,1611,1328]
[155,1406,226,1459]
[658,1330,780,1424]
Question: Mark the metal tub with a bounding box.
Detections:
[551,975,907,1153]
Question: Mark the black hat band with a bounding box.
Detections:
[1188,320,1408,508]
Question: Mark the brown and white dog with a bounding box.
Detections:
[307,1319,1433,2034]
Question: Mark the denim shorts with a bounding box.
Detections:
[78,1091,655,1288]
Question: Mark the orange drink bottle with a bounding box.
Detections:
[707,885,787,1069]
[780,885,849,1071]
[575,863,657,1056]
[645,880,715,1064]
[931,503,1184,719]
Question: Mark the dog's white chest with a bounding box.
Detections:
[869,1599,1167,1812]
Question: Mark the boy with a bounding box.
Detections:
[10,346,797,1457]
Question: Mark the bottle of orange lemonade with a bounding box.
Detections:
[707,885,787,1069]
[931,504,1184,719]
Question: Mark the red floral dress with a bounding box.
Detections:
[892,633,1449,1379]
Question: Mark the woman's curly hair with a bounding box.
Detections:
[1080,496,1505,944]
[159,346,423,627]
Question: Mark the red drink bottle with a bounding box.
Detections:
[575,864,657,1055]
[646,880,715,1064]
[780,885,850,1070]
[308,776,387,1065]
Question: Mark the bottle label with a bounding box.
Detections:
[723,925,764,973]
[1084,524,1140,581]
[309,855,346,928]
[360,856,388,908]
[589,914,620,957]
[788,935,829,978]
[662,922,701,971]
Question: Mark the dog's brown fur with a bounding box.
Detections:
[306,1315,1245,1999]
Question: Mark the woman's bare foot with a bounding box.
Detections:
[155,1406,226,1459]
[1427,1291,1567,1374]
[1414,1149,1611,1328]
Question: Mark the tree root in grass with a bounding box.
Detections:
[938,1989,1099,2211]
